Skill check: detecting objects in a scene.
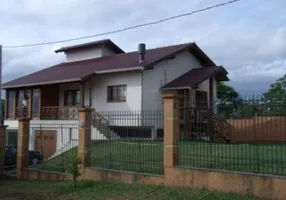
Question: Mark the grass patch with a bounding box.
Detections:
[36,140,286,176]
[0,180,264,200]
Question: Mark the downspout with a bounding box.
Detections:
[140,68,144,127]
[141,68,144,111]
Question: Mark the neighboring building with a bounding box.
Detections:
[1,39,229,157]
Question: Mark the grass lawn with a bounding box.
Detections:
[0,180,264,200]
[36,140,286,176]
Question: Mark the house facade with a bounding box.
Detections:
[2,39,229,157]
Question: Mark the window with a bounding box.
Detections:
[64,90,80,106]
[107,85,127,102]
[32,89,40,118]
[7,91,15,118]
[17,90,29,108]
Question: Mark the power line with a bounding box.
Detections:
[3,0,240,48]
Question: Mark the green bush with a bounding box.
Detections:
[65,151,81,187]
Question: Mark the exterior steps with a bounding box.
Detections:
[92,111,120,140]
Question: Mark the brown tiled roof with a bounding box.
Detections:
[55,39,125,54]
[161,66,229,90]
[2,41,219,89]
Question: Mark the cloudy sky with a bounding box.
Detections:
[0,0,285,96]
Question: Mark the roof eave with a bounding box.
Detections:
[160,86,192,91]
[94,66,144,74]
[2,78,82,89]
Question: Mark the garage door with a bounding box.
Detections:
[35,130,57,160]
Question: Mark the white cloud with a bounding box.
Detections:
[0,0,285,96]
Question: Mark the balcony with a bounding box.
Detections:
[15,106,79,120]
[41,106,79,120]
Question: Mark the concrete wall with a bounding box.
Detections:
[22,166,286,200]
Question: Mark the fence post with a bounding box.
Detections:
[0,125,7,173]
[17,118,30,179]
[78,108,93,167]
[162,91,180,174]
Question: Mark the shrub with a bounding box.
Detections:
[65,151,81,188]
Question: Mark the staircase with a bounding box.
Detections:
[92,111,120,140]
[49,140,78,159]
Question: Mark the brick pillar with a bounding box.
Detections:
[17,118,30,179]
[0,125,7,173]
[162,91,180,173]
[78,108,93,167]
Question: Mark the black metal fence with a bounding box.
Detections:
[29,120,78,173]
[179,98,286,176]
[90,110,164,175]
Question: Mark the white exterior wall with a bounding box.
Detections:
[197,79,210,101]
[90,71,142,126]
[196,78,217,103]
[66,48,103,62]
[59,71,142,112]
[141,51,202,130]
[142,51,201,110]
[90,71,142,111]
[65,46,117,62]
[102,47,117,57]
[58,71,142,126]
[4,120,106,156]
[4,120,18,130]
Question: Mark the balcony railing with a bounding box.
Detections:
[41,106,79,120]
[15,106,79,120]
[16,107,29,118]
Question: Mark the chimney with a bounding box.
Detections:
[138,43,146,64]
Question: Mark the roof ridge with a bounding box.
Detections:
[126,42,195,54]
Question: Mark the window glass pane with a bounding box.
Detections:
[8,91,15,118]
[75,91,80,105]
[113,87,118,100]
[66,91,73,106]
[119,86,126,101]
[107,85,126,102]
[18,91,24,107]
[32,89,40,117]
[64,90,80,106]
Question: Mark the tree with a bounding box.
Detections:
[262,74,286,116]
[65,151,82,188]
[216,82,240,118]
[217,82,239,103]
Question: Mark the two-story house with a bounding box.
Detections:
[2,39,229,158]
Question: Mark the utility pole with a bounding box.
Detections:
[0,45,2,125]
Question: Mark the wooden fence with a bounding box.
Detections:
[228,116,286,143]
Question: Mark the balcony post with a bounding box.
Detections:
[28,89,33,118]
[80,82,85,108]
[13,90,17,119]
